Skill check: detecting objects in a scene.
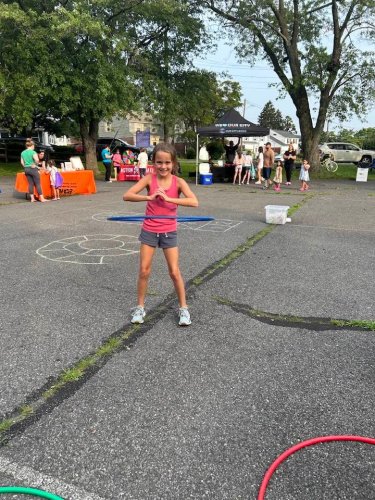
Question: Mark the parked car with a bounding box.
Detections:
[50,144,83,165]
[0,137,54,162]
[96,138,140,160]
[318,142,375,165]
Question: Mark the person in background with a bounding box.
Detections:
[112,148,124,180]
[223,138,240,164]
[20,138,48,202]
[37,150,46,171]
[299,159,310,191]
[262,142,275,190]
[273,160,283,192]
[46,159,61,200]
[241,150,253,184]
[233,150,245,185]
[101,145,113,182]
[283,143,297,185]
[255,146,264,185]
[137,147,149,178]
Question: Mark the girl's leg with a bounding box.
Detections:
[137,243,156,306]
[163,246,187,308]
[232,169,237,184]
[255,167,262,183]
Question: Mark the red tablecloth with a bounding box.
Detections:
[117,165,155,181]
[15,170,97,197]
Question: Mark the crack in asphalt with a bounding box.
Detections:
[214,297,374,332]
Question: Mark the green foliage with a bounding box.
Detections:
[206,140,224,160]
[200,1,375,167]
[258,101,283,129]
[186,147,196,159]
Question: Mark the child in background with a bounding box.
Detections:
[123,143,198,326]
[112,148,124,180]
[299,159,310,191]
[233,151,245,185]
[241,150,253,184]
[273,160,283,192]
[46,160,61,200]
[137,148,149,178]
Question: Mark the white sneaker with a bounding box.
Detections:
[255,181,261,185]
[178,307,191,326]
[131,306,145,324]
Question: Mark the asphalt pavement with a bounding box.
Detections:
[0,173,374,499]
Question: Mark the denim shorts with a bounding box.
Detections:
[139,229,178,248]
[263,167,272,180]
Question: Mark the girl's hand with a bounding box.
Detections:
[154,188,170,202]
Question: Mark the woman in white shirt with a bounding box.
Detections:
[255,146,264,185]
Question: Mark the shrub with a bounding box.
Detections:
[186,147,196,159]
[206,140,225,161]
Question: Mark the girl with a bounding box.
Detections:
[20,138,48,202]
[233,151,245,185]
[112,148,124,181]
[123,143,198,326]
[255,146,264,185]
[299,159,310,191]
[273,160,283,192]
[46,159,61,200]
[241,150,253,184]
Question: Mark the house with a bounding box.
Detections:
[98,113,163,145]
[241,129,300,154]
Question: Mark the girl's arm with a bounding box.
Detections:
[156,178,198,207]
[123,174,153,202]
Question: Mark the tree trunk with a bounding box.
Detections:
[79,118,99,173]
[293,92,323,170]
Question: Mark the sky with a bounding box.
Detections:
[194,40,375,134]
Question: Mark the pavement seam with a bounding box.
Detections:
[0,198,312,445]
[214,297,375,332]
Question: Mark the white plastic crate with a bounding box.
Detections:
[265,205,290,224]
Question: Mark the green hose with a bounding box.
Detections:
[0,486,64,499]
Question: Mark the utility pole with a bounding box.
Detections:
[242,99,246,117]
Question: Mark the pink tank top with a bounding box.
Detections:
[143,174,179,233]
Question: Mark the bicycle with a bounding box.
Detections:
[320,156,338,172]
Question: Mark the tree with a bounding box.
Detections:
[258,101,284,129]
[282,116,297,134]
[0,0,208,170]
[175,71,242,130]
[199,1,375,167]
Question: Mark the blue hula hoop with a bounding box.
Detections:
[108,215,215,222]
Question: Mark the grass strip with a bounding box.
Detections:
[192,226,274,286]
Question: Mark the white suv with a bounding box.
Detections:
[319,142,374,165]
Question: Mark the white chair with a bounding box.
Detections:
[70,156,84,170]
[199,163,210,174]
